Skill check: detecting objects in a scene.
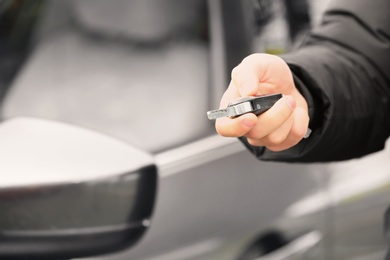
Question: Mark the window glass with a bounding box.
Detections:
[1,0,213,153]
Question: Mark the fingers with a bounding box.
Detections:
[247,106,309,151]
[231,53,294,96]
[231,63,259,96]
[219,81,240,108]
[245,96,296,139]
[247,115,294,147]
[216,95,296,138]
[216,53,310,152]
[216,80,258,137]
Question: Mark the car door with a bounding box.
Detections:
[325,141,390,260]
[1,0,329,259]
[91,1,330,259]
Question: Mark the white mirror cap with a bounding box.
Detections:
[0,117,155,187]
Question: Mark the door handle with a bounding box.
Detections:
[253,231,322,260]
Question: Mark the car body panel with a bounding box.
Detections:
[1,0,390,259]
[89,136,328,260]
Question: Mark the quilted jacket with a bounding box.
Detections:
[241,0,390,162]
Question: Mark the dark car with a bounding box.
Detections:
[0,0,389,259]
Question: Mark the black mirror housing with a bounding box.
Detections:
[0,118,157,259]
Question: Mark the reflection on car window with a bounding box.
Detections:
[1,0,212,153]
[0,1,44,104]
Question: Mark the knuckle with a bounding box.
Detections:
[279,105,294,119]
[246,129,263,140]
[242,53,261,64]
[241,55,254,64]
[290,125,307,139]
[231,67,244,87]
[231,66,240,80]
[265,133,286,145]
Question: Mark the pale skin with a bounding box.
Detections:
[215,53,310,152]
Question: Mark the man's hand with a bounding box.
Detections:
[215,53,310,152]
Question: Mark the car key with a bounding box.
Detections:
[207,93,312,138]
[207,94,282,120]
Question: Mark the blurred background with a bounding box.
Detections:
[0,0,324,151]
[1,0,389,260]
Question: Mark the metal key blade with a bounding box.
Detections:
[207,107,236,120]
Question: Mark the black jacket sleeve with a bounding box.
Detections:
[241,0,390,162]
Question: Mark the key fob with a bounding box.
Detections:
[207,94,282,120]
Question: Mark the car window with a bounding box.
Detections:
[0,0,213,153]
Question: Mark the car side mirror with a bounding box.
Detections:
[0,117,157,259]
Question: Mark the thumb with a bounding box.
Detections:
[215,113,258,137]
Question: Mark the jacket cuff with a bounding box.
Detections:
[284,59,323,131]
